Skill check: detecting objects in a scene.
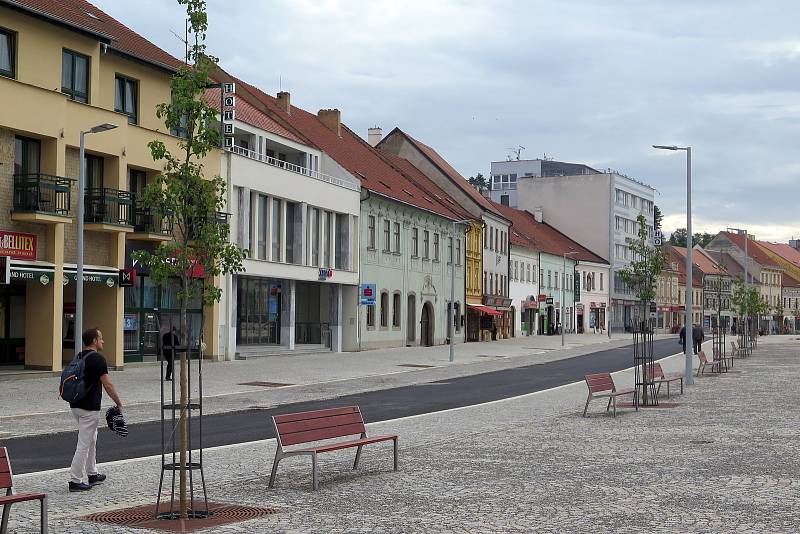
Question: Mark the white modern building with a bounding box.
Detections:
[489,158,597,208]
[516,171,655,332]
[216,88,362,359]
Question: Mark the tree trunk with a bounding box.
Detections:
[179,275,189,519]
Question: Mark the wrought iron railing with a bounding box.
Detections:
[12,173,74,216]
[84,188,135,226]
[133,205,174,236]
[187,211,230,241]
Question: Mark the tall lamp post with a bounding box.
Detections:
[449,219,473,362]
[76,123,118,346]
[653,144,693,385]
[562,251,579,347]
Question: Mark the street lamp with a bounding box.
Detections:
[561,251,579,347]
[653,144,693,385]
[449,219,473,362]
[76,123,118,347]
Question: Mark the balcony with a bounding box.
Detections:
[187,211,230,242]
[130,205,174,242]
[229,145,360,192]
[84,188,135,233]
[11,173,74,224]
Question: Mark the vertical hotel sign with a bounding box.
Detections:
[221,82,236,149]
[0,231,37,260]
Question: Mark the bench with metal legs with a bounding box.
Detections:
[583,373,635,417]
[0,448,47,534]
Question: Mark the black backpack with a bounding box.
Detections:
[59,351,96,403]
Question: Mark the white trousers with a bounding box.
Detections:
[69,408,100,483]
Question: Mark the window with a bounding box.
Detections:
[335,213,349,270]
[286,202,298,264]
[527,264,531,283]
[84,154,104,190]
[411,228,419,257]
[323,211,332,266]
[61,49,90,103]
[433,233,439,261]
[423,230,430,259]
[367,215,376,249]
[600,273,603,291]
[495,228,499,251]
[514,261,519,281]
[488,226,493,250]
[448,237,453,264]
[393,222,400,253]
[311,207,320,266]
[540,270,544,287]
[367,302,375,327]
[392,293,401,327]
[0,27,15,78]
[555,271,559,290]
[380,292,389,327]
[271,198,281,261]
[114,75,138,124]
[456,238,461,265]
[14,136,40,175]
[383,219,391,252]
[257,195,267,259]
[548,270,552,288]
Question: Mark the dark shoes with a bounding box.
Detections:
[88,473,107,485]
[69,481,92,492]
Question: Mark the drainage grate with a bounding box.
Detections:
[476,354,506,358]
[81,502,281,532]
[397,363,436,368]
[689,440,714,444]
[238,381,293,388]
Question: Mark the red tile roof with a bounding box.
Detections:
[387,129,505,219]
[223,74,468,220]
[718,232,780,268]
[783,273,800,288]
[671,246,726,276]
[203,88,304,145]
[666,247,703,287]
[755,241,800,268]
[9,0,185,71]
[490,202,607,263]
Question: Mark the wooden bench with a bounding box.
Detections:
[1,447,47,534]
[647,362,684,398]
[696,350,722,376]
[269,406,398,491]
[583,373,635,417]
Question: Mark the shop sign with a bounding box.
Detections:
[0,231,37,260]
[522,299,538,310]
[63,271,119,286]
[538,294,547,302]
[574,275,580,302]
[482,296,512,307]
[545,297,554,305]
[123,314,139,331]
[576,303,585,312]
[360,283,376,306]
[10,268,52,285]
[319,268,333,281]
[600,302,606,308]
[119,268,137,287]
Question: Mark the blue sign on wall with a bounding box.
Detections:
[360,283,376,306]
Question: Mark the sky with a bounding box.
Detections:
[93,0,800,242]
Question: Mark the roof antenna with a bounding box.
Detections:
[169,17,189,64]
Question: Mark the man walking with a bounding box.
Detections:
[68,328,123,492]
[692,323,705,354]
[162,326,180,381]
[679,325,686,352]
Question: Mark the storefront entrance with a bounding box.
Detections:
[0,283,25,365]
[295,281,331,346]
[421,301,434,346]
[236,277,282,346]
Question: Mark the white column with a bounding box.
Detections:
[279,199,287,263]
[282,279,296,349]
[330,284,343,352]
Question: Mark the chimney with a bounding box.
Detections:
[533,207,543,223]
[276,91,291,114]
[367,126,383,147]
[318,109,341,137]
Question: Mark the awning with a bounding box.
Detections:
[468,304,503,316]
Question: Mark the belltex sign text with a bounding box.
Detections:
[0,231,37,260]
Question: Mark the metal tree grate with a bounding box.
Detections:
[81,502,281,532]
[633,326,657,407]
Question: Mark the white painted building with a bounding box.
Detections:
[516,171,655,332]
[489,158,598,208]
[575,260,610,334]
[509,245,539,336]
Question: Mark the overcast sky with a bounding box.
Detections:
[94,0,800,242]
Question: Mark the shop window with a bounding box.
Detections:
[380,292,389,327]
[392,292,401,327]
[61,49,90,103]
[0,28,15,79]
[115,74,138,124]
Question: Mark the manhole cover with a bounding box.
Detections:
[81,502,281,532]
[398,363,436,368]
[689,440,714,444]
[238,381,293,388]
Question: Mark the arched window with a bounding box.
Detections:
[380,292,389,327]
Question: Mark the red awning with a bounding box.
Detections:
[468,304,503,316]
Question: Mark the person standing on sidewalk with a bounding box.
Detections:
[162,326,180,381]
[692,324,705,354]
[68,328,123,492]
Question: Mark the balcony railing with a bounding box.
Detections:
[187,211,230,241]
[13,173,74,216]
[133,205,174,236]
[85,188,135,226]
[229,145,360,192]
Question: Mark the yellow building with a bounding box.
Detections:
[464,220,484,308]
[0,0,220,370]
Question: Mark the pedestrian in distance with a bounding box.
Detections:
[679,325,686,352]
[66,328,124,492]
[692,324,704,354]
[162,326,180,381]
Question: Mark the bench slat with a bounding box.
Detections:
[280,422,368,446]
[300,434,397,454]
[276,412,364,435]
[274,406,360,424]
[0,493,46,505]
[0,473,11,490]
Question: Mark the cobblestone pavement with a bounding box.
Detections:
[0,332,636,438]
[6,337,799,533]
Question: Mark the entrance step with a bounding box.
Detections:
[235,344,331,360]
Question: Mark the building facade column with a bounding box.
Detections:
[329,284,343,352]
[281,279,296,349]
[24,223,64,370]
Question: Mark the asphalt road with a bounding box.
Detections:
[7,338,681,474]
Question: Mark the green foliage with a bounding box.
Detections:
[619,214,666,321]
[668,227,714,248]
[132,0,246,307]
[730,278,764,318]
[468,173,488,193]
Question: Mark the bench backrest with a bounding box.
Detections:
[273,406,366,447]
[730,341,739,350]
[585,373,615,394]
[0,448,12,490]
[698,350,709,364]
[647,362,665,380]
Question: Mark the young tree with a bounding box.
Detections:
[619,214,666,329]
[132,0,246,519]
[468,173,488,193]
[731,277,761,334]
[669,227,687,247]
